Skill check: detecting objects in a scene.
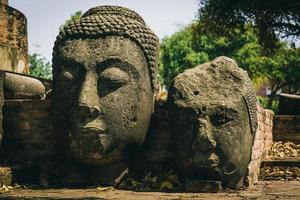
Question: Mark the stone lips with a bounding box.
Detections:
[53,5,159,94]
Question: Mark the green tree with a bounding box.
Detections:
[159,22,300,109]
[259,46,300,106]
[197,0,300,54]
[29,53,52,79]
[159,25,209,86]
[160,23,262,86]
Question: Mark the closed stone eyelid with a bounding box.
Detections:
[99,67,130,83]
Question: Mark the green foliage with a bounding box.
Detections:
[159,22,300,109]
[198,0,300,54]
[29,53,52,79]
[257,96,279,113]
[160,23,262,86]
[159,25,209,86]
[59,11,82,31]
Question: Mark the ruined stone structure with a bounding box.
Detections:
[0,0,29,73]
[0,4,276,192]
[273,115,300,143]
[246,104,273,187]
[168,57,258,189]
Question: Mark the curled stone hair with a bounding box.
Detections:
[53,5,159,93]
[211,56,258,134]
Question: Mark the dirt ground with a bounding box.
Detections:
[1,181,300,200]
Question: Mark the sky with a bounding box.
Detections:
[10,0,199,63]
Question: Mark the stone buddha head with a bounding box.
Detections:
[168,57,257,188]
[52,6,159,165]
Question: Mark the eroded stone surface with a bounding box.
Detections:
[52,6,159,167]
[168,56,257,189]
[4,72,45,99]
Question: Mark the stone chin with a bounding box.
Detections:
[69,137,125,165]
[68,123,125,165]
[192,152,220,169]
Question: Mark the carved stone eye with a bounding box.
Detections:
[98,67,130,97]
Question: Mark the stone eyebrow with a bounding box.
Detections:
[54,57,85,74]
[96,57,140,80]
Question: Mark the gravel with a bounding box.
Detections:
[266,141,300,159]
[260,166,300,181]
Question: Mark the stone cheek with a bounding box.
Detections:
[52,37,153,165]
[168,56,257,189]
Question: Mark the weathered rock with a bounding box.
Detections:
[4,72,45,99]
[168,56,257,189]
[52,5,159,168]
[0,166,12,186]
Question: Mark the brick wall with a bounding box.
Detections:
[246,104,274,187]
[0,2,29,73]
[0,99,55,163]
[273,115,300,143]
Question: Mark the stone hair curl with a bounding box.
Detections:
[53,5,159,93]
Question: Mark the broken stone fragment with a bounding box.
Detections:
[4,72,45,99]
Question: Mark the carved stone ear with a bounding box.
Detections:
[243,89,258,134]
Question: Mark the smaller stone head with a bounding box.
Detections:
[52,6,159,165]
[168,57,257,189]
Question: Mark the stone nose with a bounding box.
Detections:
[76,104,100,119]
[192,118,217,151]
[79,70,99,103]
[76,70,101,119]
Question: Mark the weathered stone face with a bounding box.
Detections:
[52,6,158,166]
[168,57,257,189]
[53,36,153,165]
